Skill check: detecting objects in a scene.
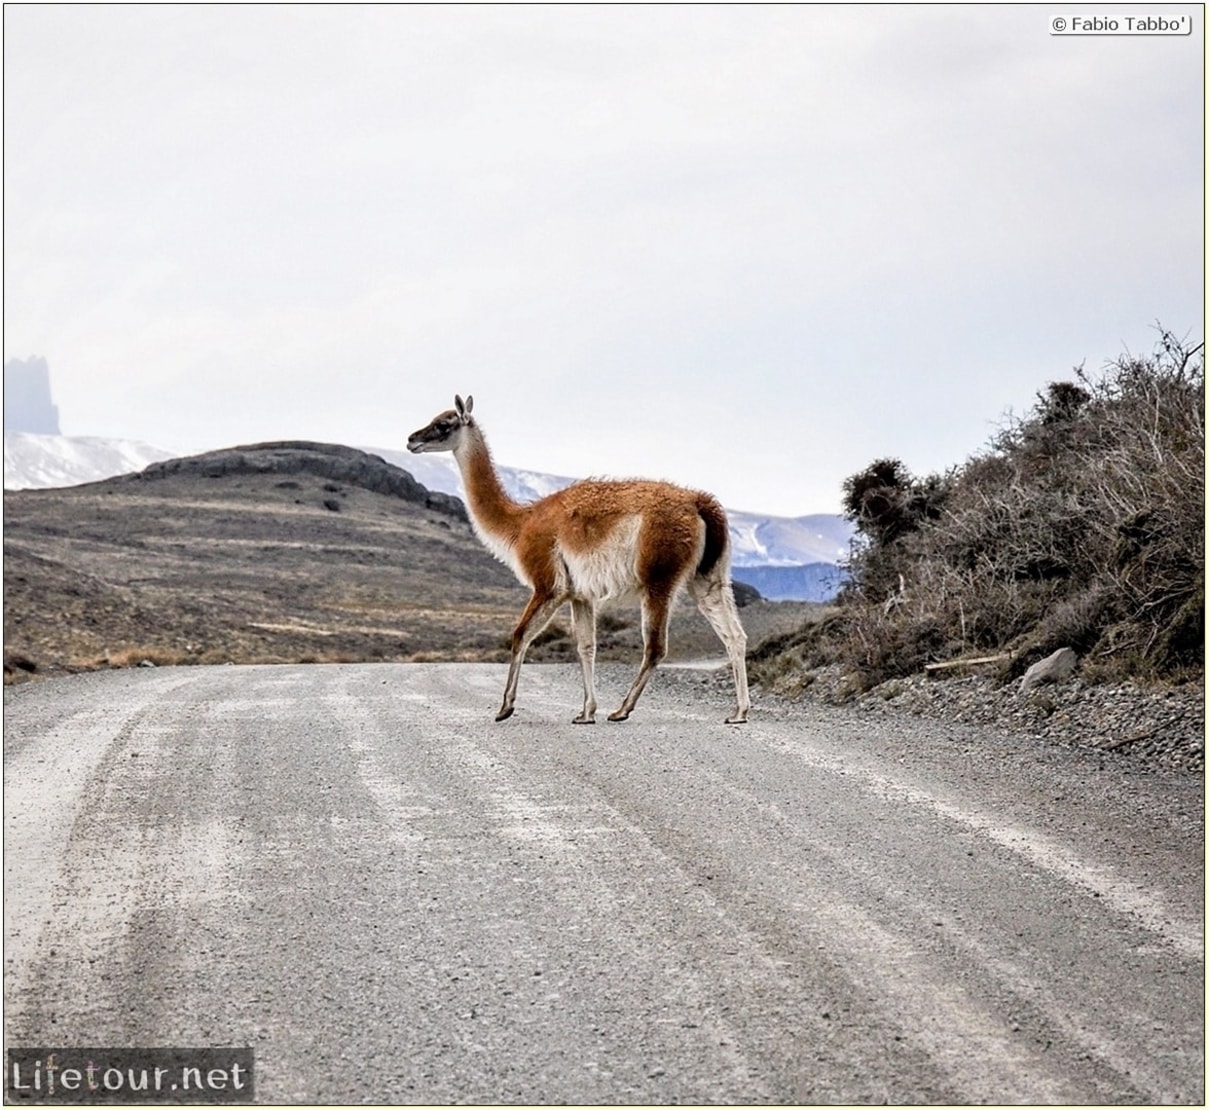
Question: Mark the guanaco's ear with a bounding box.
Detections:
[455,394,474,422]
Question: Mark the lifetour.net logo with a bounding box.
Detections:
[6,1049,254,1105]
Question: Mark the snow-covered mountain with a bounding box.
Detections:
[724,510,852,568]
[367,446,852,575]
[730,563,847,603]
[373,448,577,507]
[3,432,176,491]
[368,448,577,507]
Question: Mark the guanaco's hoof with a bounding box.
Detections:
[725,714,748,724]
[495,707,514,721]
[607,710,630,722]
[572,715,596,725]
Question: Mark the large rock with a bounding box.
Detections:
[131,441,469,521]
[1019,647,1078,696]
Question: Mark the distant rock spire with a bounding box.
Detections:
[4,356,61,434]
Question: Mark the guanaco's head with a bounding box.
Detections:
[407,394,474,454]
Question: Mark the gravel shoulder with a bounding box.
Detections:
[751,661,1205,774]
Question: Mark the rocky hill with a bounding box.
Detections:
[6,430,852,602]
[4,441,812,682]
[136,441,468,519]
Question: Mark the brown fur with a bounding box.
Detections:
[407,396,750,723]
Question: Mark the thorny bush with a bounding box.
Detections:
[806,329,1204,690]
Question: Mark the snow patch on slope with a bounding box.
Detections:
[4,432,177,490]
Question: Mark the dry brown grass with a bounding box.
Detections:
[4,462,526,682]
[776,330,1203,691]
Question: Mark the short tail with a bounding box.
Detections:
[695,494,731,578]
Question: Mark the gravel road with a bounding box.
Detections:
[5,662,1203,1104]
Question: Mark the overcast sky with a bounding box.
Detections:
[4,4,1203,515]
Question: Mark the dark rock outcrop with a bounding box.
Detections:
[730,580,762,608]
[129,441,468,521]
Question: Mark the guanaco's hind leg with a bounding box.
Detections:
[609,587,673,722]
[497,590,565,721]
[570,597,598,724]
[689,575,750,723]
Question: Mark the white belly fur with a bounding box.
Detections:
[473,512,703,602]
[559,515,645,602]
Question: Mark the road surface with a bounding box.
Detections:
[5,662,1204,1103]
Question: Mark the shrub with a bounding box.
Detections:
[780,328,1204,686]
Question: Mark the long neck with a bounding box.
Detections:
[453,422,526,541]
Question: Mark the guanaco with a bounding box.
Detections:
[408,395,749,724]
